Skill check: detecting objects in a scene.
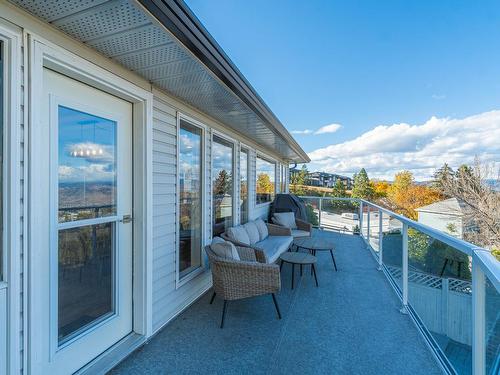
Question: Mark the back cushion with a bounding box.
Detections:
[273,212,297,229]
[254,219,269,241]
[227,226,250,245]
[211,240,240,260]
[243,222,260,245]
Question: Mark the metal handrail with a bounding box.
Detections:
[298,196,500,292]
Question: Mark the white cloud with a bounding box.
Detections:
[314,123,342,135]
[307,110,500,180]
[432,94,446,100]
[291,129,313,135]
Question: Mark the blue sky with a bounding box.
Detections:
[186,0,500,180]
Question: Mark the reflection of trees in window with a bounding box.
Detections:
[240,149,249,224]
[212,137,234,236]
[256,156,275,204]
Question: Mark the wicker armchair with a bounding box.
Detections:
[205,245,282,328]
[294,218,313,237]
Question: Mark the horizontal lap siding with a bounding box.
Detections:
[151,96,211,332]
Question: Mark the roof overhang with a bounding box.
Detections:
[10,0,310,163]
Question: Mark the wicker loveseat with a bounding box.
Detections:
[221,219,293,264]
[206,243,281,328]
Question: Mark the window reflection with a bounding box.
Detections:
[212,136,234,236]
[256,156,276,204]
[179,120,203,277]
[240,148,249,224]
[58,223,114,344]
[58,106,117,223]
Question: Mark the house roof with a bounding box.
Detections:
[10,0,310,163]
[415,197,466,216]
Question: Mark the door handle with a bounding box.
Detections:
[120,214,133,224]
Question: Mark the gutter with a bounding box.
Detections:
[136,0,310,163]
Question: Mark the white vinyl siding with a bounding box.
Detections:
[151,96,212,332]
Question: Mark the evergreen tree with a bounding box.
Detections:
[351,168,374,200]
[433,163,454,192]
[332,179,347,197]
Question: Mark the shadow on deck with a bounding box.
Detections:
[111,230,441,374]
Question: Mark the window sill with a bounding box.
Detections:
[176,267,206,289]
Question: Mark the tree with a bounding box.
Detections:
[386,170,442,220]
[351,168,374,200]
[290,164,309,195]
[256,173,273,194]
[438,159,500,249]
[332,179,347,197]
[213,170,231,195]
[433,163,454,193]
[372,180,390,198]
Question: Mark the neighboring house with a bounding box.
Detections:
[305,171,353,189]
[0,1,309,374]
[416,198,468,239]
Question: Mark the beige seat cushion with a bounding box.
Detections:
[291,229,310,238]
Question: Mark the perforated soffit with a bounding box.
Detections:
[10,0,308,162]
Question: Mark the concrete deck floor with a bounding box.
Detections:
[111,230,442,374]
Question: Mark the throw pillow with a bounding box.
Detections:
[243,222,260,244]
[254,219,269,241]
[211,240,240,260]
[273,212,297,229]
[227,226,251,245]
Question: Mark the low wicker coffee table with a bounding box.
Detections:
[294,236,337,271]
[279,251,318,289]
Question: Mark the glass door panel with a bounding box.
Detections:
[57,105,118,345]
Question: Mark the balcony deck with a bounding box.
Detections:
[111,230,441,374]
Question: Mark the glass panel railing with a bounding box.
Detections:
[299,197,320,227]
[381,213,404,292]
[485,277,500,375]
[407,227,472,374]
[361,205,368,238]
[318,198,360,234]
[369,208,381,253]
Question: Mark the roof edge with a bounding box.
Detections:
[135,0,310,163]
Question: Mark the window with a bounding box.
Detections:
[256,155,275,205]
[212,135,234,236]
[178,119,203,278]
[240,148,249,224]
[0,41,3,281]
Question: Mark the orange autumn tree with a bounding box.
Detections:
[371,180,390,198]
[386,171,442,220]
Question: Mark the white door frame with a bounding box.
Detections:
[0,18,23,375]
[28,36,153,373]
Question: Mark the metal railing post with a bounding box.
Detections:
[400,223,408,314]
[472,259,486,375]
[378,209,383,270]
[318,198,322,229]
[366,208,371,249]
[359,200,363,238]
